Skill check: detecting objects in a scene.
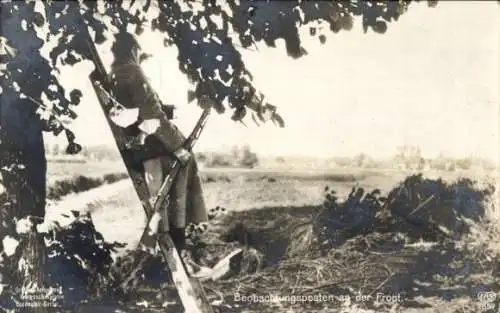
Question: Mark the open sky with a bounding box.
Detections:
[43,1,499,162]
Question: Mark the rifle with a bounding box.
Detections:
[138,106,210,255]
[80,16,213,313]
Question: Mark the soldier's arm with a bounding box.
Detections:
[110,62,186,152]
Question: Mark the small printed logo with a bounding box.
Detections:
[477,291,497,312]
[478,291,497,303]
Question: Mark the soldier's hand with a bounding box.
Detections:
[174,148,191,165]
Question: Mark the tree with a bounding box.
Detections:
[395,145,424,170]
[0,0,438,308]
[52,143,60,156]
[431,153,448,171]
[455,157,472,170]
[352,153,367,168]
[230,144,241,161]
[81,146,90,158]
[239,144,259,169]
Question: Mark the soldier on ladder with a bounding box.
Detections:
[108,30,209,265]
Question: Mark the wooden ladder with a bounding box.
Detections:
[84,31,214,313]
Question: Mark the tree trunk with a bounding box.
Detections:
[1,98,48,313]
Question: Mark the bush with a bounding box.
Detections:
[206,153,232,167]
[43,212,125,308]
[238,145,259,169]
[47,172,128,200]
[196,145,259,169]
[47,176,101,200]
[73,175,102,191]
[103,173,129,184]
[0,211,124,311]
[200,174,231,183]
[317,174,495,248]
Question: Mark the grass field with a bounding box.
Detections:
[47,160,126,185]
[45,161,499,313]
[47,161,498,258]
[52,165,400,253]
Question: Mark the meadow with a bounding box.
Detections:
[43,160,499,313]
[46,159,126,185]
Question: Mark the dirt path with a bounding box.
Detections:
[45,179,144,256]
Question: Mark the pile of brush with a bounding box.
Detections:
[315,174,495,249]
[201,174,496,312]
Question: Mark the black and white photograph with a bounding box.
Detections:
[0,1,499,312]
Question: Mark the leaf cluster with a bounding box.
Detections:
[1,0,438,150]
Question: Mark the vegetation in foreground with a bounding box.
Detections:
[1,172,497,313]
[111,174,499,313]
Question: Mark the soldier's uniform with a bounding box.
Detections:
[109,32,208,251]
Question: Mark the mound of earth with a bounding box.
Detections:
[100,174,498,313]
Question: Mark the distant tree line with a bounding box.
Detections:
[46,143,121,162]
[46,142,260,168]
[196,145,259,169]
[327,145,496,172]
[47,141,494,172]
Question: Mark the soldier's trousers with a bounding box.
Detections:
[142,153,208,249]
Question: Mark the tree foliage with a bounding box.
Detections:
[239,145,259,168]
[0,0,439,307]
[1,0,438,151]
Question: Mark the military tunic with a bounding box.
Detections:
[109,58,208,234]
